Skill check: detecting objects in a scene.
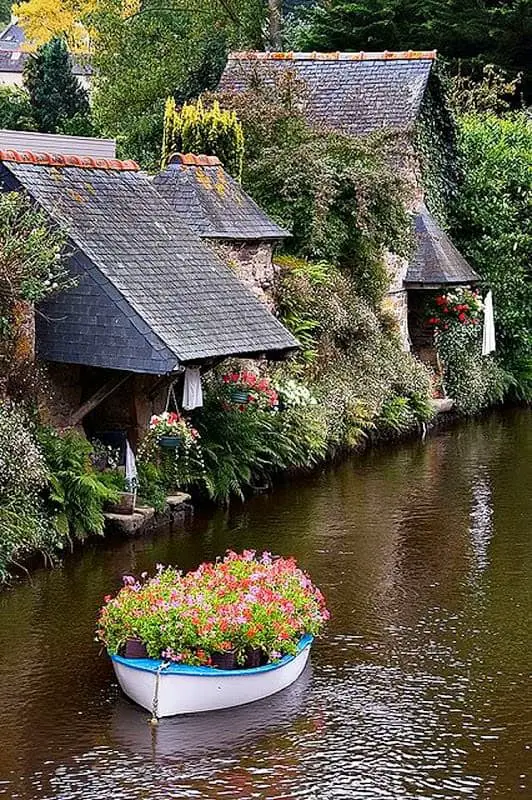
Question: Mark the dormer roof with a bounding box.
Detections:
[152,153,290,242]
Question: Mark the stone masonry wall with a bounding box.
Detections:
[209,240,278,309]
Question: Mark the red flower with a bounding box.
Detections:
[458,312,467,322]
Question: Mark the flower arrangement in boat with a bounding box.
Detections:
[425,287,483,330]
[96,551,329,668]
[222,370,278,409]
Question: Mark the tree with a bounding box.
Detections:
[0,86,35,131]
[13,0,93,51]
[0,0,11,25]
[289,1,532,102]
[23,37,91,133]
[162,97,244,176]
[451,112,532,398]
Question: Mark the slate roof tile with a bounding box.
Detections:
[405,205,480,286]
[219,51,435,136]
[152,154,290,241]
[0,155,297,372]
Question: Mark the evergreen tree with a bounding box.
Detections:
[0,1,10,26]
[23,37,91,134]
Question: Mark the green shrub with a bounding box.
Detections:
[36,427,119,538]
[162,97,244,177]
[452,112,532,399]
[216,78,412,305]
[436,321,513,414]
[0,85,35,131]
[0,402,63,581]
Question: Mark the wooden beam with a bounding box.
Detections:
[69,373,132,426]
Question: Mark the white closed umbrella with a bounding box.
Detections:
[125,439,137,494]
[482,290,496,356]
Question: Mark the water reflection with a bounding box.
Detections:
[0,409,530,799]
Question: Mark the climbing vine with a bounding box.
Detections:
[414,66,462,225]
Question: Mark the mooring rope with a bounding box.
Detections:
[149,661,170,726]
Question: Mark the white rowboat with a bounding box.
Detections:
[111,635,313,717]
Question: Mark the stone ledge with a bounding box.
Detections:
[431,398,455,414]
[104,494,193,537]
[166,493,191,507]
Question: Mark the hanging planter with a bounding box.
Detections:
[230,389,250,405]
[158,435,182,450]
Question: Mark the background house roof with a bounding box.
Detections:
[405,206,480,287]
[152,153,290,241]
[219,51,436,136]
[0,150,298,372]
[0,21,25,51]
[0,20,90,76]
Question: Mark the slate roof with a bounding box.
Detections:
[219,51,436,136]
[0,21,25,50]
[152,154,290,241]
[0,21,89,76]
[405,206,480,287]
[0,150,298,373]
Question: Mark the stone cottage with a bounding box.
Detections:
[219,50,480,354]
[0,131,297,449]
[152,153,290,308]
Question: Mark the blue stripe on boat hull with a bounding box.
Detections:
[111,634,313,676]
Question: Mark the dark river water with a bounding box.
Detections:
[0,409,530,800]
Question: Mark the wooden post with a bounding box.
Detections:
[69,372,132,426]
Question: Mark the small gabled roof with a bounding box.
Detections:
[0,21,90,76]
[219,50,436,136]
[0,21,25,50]
[0,148,298,372]
[405,206,480,287]
[152,153,290,241]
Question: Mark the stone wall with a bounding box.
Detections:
[209,240,278,309]
[382,140,424,351]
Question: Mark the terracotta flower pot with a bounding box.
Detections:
[210,650,237,670]
[122,638,148,659]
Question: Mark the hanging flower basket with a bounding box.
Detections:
[148,411,200,450]
[230,389,250,405]
[159,435,182,450]
[223,371,279,409]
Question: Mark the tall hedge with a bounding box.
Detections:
[452,112,532,398]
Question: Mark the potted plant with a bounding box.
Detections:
[96,552,330,670]
[148,411,200,450]
[222,371,279,410]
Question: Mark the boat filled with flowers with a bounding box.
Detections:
[96,550,329,717]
